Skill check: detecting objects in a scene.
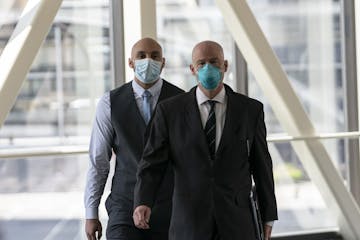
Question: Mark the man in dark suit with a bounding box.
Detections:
[84,37,183,240]
[133,40,278,240]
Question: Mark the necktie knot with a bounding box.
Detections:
[142,90,152,99]
[208,100,216,110]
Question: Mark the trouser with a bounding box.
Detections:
[106,223,168,240]
[211,220,221,240]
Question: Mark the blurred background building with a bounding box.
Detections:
[0,0,359,239]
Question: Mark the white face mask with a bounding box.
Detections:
[134,58,162,84]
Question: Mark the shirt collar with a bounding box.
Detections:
[196,84,226,106]
[132,78,163,98]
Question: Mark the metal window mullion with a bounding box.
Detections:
[233,42,248,95]
[342,0,360,205]
[109,0,125,88]
[2,131,360,158]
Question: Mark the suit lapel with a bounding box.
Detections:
[183,85,247,159]
[217,86,246,155]
[184,87,210,156]
[158,80,172,102]
[127,84,147,126]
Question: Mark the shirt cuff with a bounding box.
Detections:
[265,221,274,227]
[85,207,99,219]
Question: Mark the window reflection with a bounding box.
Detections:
[0,1,110,239]
[157,0,236,91]
[248,0,345,234]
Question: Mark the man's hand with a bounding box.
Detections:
[133,205,151,229]
[264,224,272,240]
[85,219,102,240]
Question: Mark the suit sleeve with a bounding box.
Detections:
[249,104,278,222]
[134,103,170,209]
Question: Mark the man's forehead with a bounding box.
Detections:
[134,49,161,54]
[193,49,223,61]
[133,40,160,49]
[132,44,162,56]
[195,56,220,62]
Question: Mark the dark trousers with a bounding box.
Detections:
[211,220,221,240]
[106,223,168,240]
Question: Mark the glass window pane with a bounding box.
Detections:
[248,0,345,134]
[0,1,110,239]
[270,141,338,233]
[0,1,25,54]
[247,0,346,235]
[1,0,111,142]
[157,0,236,91]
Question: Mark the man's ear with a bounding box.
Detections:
[190,64,196,75]
[128,58,134,69]
[161,57,166,69]
[224,60,228,72]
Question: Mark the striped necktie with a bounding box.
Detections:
[204,100,216,160]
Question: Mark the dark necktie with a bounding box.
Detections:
[204,100,216,159]
[142,90,152,124]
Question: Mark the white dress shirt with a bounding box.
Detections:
[196,86,227,151]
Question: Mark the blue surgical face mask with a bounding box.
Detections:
[134,58,162,84]
[197,63,222,90]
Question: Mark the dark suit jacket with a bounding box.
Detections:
[134,84,278,240]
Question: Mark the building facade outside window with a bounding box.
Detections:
[0,0,353,239]
[0,1,110,239]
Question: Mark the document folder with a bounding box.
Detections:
[250,186,264,240]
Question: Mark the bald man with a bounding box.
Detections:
[84,38,184,240]
[133,40,278,240]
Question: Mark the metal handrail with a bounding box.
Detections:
[0,131,360,158]
[267,131,360,143]
[0,145,88,158]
